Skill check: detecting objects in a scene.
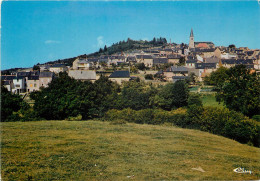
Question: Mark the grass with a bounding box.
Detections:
[201,93,224,108]
[1,121,259,180]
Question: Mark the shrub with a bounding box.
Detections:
[201,107,259,146]
[103,107,259,147]
[168,108,189,127]
[66,115,82,121]
[135,109,154,124]
[252,115,260,122]
[103,109,122,121]
[145,74,154,80]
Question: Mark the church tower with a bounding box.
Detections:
[189,28,195,49]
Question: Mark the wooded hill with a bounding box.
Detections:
[45,37,172,67]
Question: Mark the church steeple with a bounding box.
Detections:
[189,28,195,49]
[190,28,194,37]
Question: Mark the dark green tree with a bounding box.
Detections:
[33,65,40,71]
[114,81,150,110]
[104,45,107,52]
[216,65,260,117]
[204,67,229,89]
[178,57,186,65]
[1,86,27,121]
[136,63,146,71]
[145,74,154,80]
[155,81,189,110]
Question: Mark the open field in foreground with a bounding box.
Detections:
[1,121,259,180]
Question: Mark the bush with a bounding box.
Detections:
[134,109,154,124]
[200,107,259,146]
[145,74,154,80]
[66,115,82,121]
[103,109,122,121]
[103,107,259,147]
[168,108,189,127]
[252,115,260,122]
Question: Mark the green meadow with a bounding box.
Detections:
[201,93,224,108]
[1,121,259,180]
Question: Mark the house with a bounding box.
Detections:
[110,55,126,62]
[214,48,222,58]
[68,70,96,82]
[27,75,40,92]
[186,59,199,68]
[109,70,130,84]
[39,72,55,88]
[127,56,137,64]
[195,63,217,79]
[221,53,237,59]
[253,53,260,69]
[164,66,189,81]
[135,55,153,64]
[172,76,189,83]
[160,48,173,56]
[109,56,126,65]
[49,64,68,73]
[167,54,181,64]
[1,75,16,92]
[98,56,110,67]
[192,48,216,58]
[12,76,26,94]
[221,59,254,68]
[17,71,40,92]
[153,58,168,67]
[143,50,160,56]
[204,56,220,64]
[195,42,215,49]
[39,64,50,71]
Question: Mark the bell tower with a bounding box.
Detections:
[189,28,195,49]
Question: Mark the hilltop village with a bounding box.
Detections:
[2,29,260,94]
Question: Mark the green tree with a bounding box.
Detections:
[204,67,229,89]
[155,81,189,110]
[114,81,150,110]
[104,45,107,52]
[178,57,186,65]
[33,65,40,71]
[145,74,154,80]
[216,65,260,117]
[187,93,204,128]
[188,72,197,85]
[30,72,86,120]
[1,86,30,121]
[136,63,146,71]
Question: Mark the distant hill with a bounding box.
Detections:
[50,37,173,66]
[1,37,176,73]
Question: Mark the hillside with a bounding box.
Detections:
[49,37,171,67]
[1,121,259,180]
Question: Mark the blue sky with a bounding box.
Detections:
[1,0,260,70]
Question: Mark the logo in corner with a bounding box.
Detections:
[233,167,252,174]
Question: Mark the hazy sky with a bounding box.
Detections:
[1,0,260,70]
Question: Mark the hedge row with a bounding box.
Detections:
[103,107,259,147]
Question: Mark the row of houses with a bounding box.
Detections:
[1,69,132,94]
[1,71,54,94]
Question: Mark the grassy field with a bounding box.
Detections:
[201,93,224,107]
[1,121,259,180]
